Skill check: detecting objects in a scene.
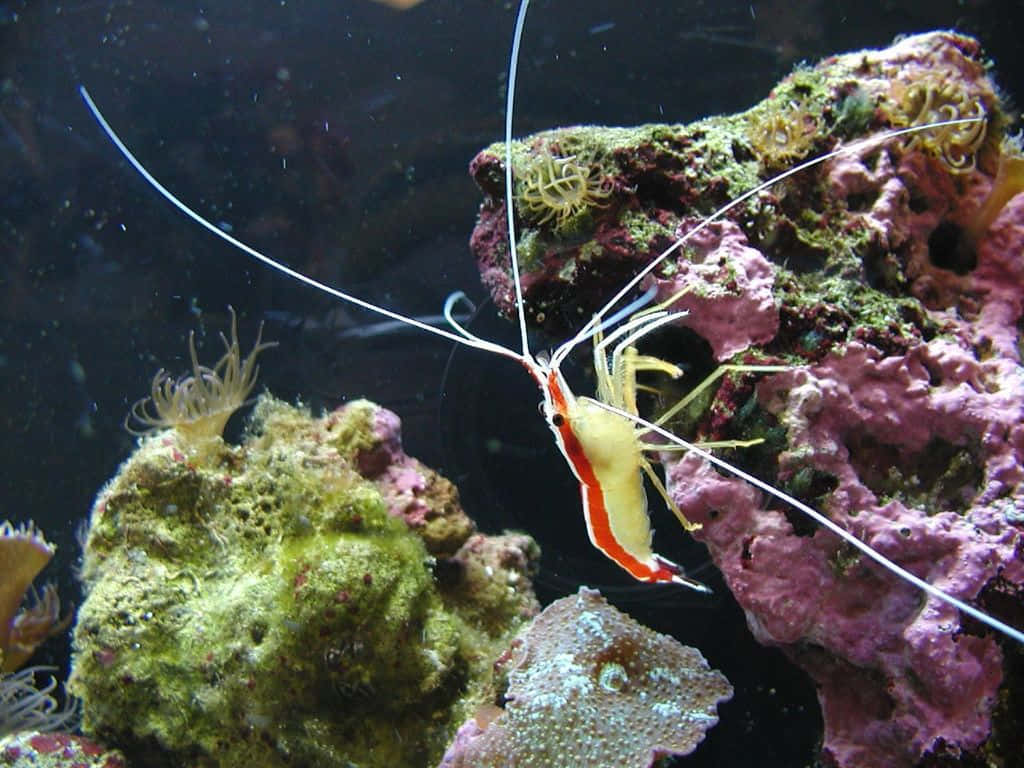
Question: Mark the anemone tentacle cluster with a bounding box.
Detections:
[127,307,275,454]
[516,148,612,233]
[0,521,76,739]
[0,520,70,675]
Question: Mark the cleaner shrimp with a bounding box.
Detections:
[79,0,1024,649]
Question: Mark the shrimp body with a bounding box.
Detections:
[541,366,703,590]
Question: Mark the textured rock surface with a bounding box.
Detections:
[0,731,126,768]
[470,31,1023,768]
[70,396,539,768]
[438,587,732,767]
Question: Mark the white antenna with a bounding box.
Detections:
[595,399,1024,645]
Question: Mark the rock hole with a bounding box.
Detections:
[928,220,977,274]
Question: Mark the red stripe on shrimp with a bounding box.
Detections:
[545,371,677,584]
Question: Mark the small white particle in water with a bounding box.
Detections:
[69,359,86,384]
[276,67,291,82]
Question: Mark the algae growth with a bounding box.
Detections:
[70,396,539,768]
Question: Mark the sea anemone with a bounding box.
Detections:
[892,74,988,172]
[128,307,276,448]
[517,151,612,232]
[746,98,823,169]
[0,666,78,737]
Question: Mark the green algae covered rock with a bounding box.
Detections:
[69,396,539,768]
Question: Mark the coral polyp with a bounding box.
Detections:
[746,98,823,169]
[517,151,612,232]
[892,74,988,171]
[0,520,71,674]
[128,308,275,449]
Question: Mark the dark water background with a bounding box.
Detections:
[2,0,1023,765]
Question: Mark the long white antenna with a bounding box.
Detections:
[593,399,1024,646]
[553,117,988,366]
[503,0,532,359]
[78,86,522,364]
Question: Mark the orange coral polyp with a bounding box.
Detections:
[518,153,612,230]
[0,520,69,674]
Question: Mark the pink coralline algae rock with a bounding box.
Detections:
[649,219,779,361]
[669,336,1022,766]
[658,35,1024,768]
[0,732,126,768]
[339,400,475,556]
[438,587,732,768]
[470,26,1024,768]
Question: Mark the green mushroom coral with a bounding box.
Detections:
[70,395,539,768]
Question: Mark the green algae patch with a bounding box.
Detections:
[70,395,539,768]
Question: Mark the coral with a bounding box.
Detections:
[127,308,275,455]
[746,96,823,169]
[0,521,70,674]
[469,30,1023,768]
[891,72,989,173]
[437,587,732,767]
[70,395,539,768]
[1,730,126,768]
[668,335,1023,767]
[468,33,1002,338]
[516,148,612,234]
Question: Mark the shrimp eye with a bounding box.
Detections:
[551,413,565,427]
